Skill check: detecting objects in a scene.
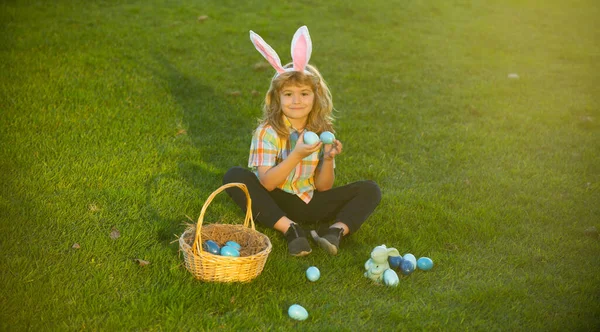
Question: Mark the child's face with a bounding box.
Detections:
[279,84,315,127]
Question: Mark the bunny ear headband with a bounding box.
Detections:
[249,26,313,76]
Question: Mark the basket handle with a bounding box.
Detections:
[192,183,254,255]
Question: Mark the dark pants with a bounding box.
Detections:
[222,166,381,234]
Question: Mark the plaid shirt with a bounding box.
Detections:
[248,117,330,204]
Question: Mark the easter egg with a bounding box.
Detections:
[403,253,417,268]
[305,266,320,282]
[220,245,240,257]
[388,255,404,270]
[225,240,241,251]
[417,257,434,271]
[319,131,335,144]
[288,304,309,321]
[203,240,220,255]
[383,269,400,287]
[303,131,320,145]
[400,259,415,275]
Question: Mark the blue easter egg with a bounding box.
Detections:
[403,253,417,268]
[288,304,309,321]
[417,257,434,271]
[306,266,320,282]
[225,240,241,251]
[383,269,400,287]
[388,255,404,269]
[400,259,415,275]
[303,131,320,145]
[220,245,240,257]
[203,240,220,255]
[319,131,335,144]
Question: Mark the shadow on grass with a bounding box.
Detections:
[145,54,253,248]
[155,53,253,168]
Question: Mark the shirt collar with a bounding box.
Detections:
[282,115,303,134]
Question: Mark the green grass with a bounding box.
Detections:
[1,0,599,330]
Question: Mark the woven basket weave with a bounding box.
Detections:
[179,183,272,282]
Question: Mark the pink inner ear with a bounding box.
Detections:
[253,39,284,73]
[293,35,308,71]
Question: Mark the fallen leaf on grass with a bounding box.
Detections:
[72,243,81,249]
[134,259,151,266]
[88,203,100,212]
[468,105,481,117]
[176,129,187,136]
[584,226,599,239]
[198,15,209,22]
[110,227,120,240]
[253,62,270,71]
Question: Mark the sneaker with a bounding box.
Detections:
[310,226,343,255]
[284,223,312,256]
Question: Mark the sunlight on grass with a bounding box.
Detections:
[1,0,599,330]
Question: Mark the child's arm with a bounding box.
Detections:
[257,134,322,191]
[314,140,343,191]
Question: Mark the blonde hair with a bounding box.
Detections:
[260,63,334,137]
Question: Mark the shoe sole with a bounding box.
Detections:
[316,238,338,256]
[290,250,312,257]
[288,237,312,257]
[310,230,339,255]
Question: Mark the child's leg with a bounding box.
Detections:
[307,180,381,254]
[222,167,312,256]
[306,180,382,234]
[222,166,287,229]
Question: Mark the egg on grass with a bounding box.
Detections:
[403,253,417,268]
[306,266,320,282]
[383,269,400,287]
[388,255,403,270]
[417,257,434,271]
[288,304,309,321]
[400,259,415,275]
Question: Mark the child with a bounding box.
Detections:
[223,26,381,256]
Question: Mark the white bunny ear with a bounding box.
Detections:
[250,30,285,74]
[291,26,312,72]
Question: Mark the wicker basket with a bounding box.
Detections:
[179,183,272,282]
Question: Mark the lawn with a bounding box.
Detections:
[1,0,599,330]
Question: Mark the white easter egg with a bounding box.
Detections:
[383,269,400,287]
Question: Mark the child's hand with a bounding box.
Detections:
[292,131,322,158]
[323,139,343,160]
